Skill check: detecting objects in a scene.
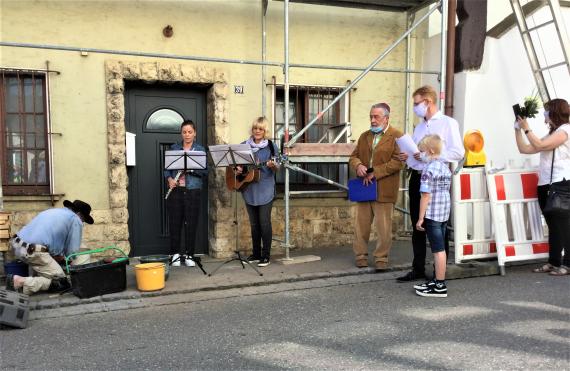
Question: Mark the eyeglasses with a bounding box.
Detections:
[413,99,427,106]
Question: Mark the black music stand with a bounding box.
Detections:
[164,149,208,275]
[207,144,263,277]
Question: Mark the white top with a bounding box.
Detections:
[538,123,570,185]
[411,111,464,171]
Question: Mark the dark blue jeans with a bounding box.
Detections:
[424,218,447,253]
[409,171,450,273]
[245,201,273,259]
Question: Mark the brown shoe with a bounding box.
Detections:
[375,261,388,271]
[356,259,368,268]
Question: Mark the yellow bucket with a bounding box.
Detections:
[135,262,165,291]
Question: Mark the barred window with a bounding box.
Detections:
[0,71,50,195]
[274,85,349,191]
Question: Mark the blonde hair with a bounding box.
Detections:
[251,116,271,139]
[418,134,443,159]
[413,85,438,105]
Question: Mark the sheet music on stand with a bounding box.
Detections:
[209,144,256,168]
[164,150,207,171]
[206,143,263,277]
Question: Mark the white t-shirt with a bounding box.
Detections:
[538,123,570,185]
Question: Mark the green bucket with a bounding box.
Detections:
[139,255,170,281]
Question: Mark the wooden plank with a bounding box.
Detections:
[0,230,10,239]
[0,242,8,252]
[287,143,356,157]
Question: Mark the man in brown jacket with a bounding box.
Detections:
[349,103,404,270]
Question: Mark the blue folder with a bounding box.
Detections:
[348,178,377,202]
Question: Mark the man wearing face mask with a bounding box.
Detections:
[397,85,463,282]
[349,103,404,270]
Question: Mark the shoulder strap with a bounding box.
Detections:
[550,149,555,185]
[268,139,275,157]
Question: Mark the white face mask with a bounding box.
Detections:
[419,151,430,163]
[413,102,428,118]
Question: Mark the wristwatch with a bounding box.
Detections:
[524,129,532,134]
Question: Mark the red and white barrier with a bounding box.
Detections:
[486,166,548,275]
[453,168,496,263]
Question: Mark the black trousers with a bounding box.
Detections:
[409,171,449,274]
[167,187,201,256]
[537,181,570,267]
[245,201,273,259]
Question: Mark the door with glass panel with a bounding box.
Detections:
[125,84,208,257]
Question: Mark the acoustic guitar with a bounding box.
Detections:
[225,155,286,191]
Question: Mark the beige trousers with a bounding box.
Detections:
[353,201,394,264]
[20,251,66,295]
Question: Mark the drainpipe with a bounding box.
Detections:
[445,0,456,117]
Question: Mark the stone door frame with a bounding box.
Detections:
[104,60,230,257]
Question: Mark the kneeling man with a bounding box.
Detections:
[6,199,94,295]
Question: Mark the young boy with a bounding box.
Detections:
[414,134,452,297]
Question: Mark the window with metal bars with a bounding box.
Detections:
[274,85,349,191]
[0,71,50,195]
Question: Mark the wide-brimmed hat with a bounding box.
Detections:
[63,199,94,224]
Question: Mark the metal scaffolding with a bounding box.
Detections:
[279,0,447,260]
[0,0,448,258]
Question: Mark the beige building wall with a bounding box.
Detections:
[1,0,427,256]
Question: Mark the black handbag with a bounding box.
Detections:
[543,149,570,217]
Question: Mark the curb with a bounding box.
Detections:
[28,261,503,313]
[29,264,412,312]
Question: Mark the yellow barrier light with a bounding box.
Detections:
[464,129,486,167]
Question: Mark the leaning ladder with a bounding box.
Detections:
[509,0,570,102]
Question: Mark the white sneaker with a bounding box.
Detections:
[171,254,181,267]
[184,256,196,267]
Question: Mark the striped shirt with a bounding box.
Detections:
[420,159,452,222]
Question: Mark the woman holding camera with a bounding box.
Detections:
[514,98,570,276]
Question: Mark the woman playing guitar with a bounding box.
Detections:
[232,117,279,267]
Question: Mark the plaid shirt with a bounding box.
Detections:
[420,159,452,222]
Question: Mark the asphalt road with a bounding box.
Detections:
[1,266,569,370]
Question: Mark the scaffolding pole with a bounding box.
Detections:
[0,41,439,76]
[283,0,293,260]
[262,0,268,116]
[439,0,448,111]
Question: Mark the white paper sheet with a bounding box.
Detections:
[396,134,423,169]
[208,144,255,167]
[164,150,207,170]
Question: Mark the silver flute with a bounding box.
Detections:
[165,170,184,200]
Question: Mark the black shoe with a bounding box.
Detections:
[396,270,425,282]
[247,255,260,264]
[416,282,447,297]
[47,277,71,293]
[413,279,436,290]
[257,258,270,267]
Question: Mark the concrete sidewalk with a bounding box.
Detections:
[4,239,500,314]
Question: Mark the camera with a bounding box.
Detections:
[512,104,522,119]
